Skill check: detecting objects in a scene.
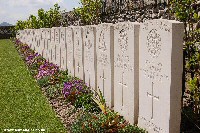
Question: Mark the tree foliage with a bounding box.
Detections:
[15,4,63,31]
[170,0,200,115]
[74,0,102,25]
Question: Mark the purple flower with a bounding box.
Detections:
[62,79,89,100]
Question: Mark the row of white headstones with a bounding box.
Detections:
[17,19,184,133]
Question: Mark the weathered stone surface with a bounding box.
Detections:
[35,29,42,55]
[49,27,56,63]
[83,25,97,90]
[55,27,61,66]
[73,26,84,80]
[66,27,74,76]
[60,27,67,70]
[138,19,184,133]
[96,23,114,107]
[114,22,140,124]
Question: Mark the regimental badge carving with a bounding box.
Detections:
[147,29,161,58]
[118,29,128,53]
[84,28,92,49]
[60,30,65,42]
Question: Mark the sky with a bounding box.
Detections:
[0,0,81,25]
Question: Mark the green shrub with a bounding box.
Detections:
[71,110,145,133]
[37,76,50,88]
[74,93,101,113]
[45,84,63,99]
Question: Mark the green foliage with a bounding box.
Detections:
[45,84,63,99]
[15,3,63,31]
[48,70,71,85]
[74,0,102,25]
[188,77,200,113]
[170,0,197,22]
[170,0,200,114]
[92,89,107,113]
[71,110,145,133]
[37,76,50,88]
[37,70,70,99]
[74,93,101,113]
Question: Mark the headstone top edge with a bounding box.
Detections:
[145,19,183,24]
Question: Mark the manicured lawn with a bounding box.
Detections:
[0,39,66,132]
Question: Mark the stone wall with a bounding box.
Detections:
[17,19,184,133]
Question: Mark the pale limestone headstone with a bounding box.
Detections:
[73,26,84,80]
[41,28,47,58]
[29,29,34,50]
[83,25,97,90]
[41,28,50,58]
[138,19,184,133]
[30,29,34,48]
[96,23,114,107]
[50,27,56,63]
[60,27,67,70]
[66,27,74,76]
[27,29,31,47]
[33,29,38,52]
[17,30,23,41]
[16,30,20,39]
[55,27,61,66]
[35,29,42,55]
[23,30,27,44]
[31,29,37,51]
[24,29,29,45]
[114,22,140,124]
[44,28,51,61]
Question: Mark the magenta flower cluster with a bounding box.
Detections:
[36,61,59,79]
[62,79,88,99]
[15,39,59,80]
[25,53,40,66]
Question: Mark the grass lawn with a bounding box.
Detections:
[0,39,66,132]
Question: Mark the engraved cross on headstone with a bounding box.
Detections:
[77,63,81,73]
[100,71,106,95]
[119,72,127,106]
[147,82,159,119]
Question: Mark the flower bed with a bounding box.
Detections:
[13,38,145,133]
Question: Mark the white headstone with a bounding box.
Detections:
[41,28,47,59]
[17,30,23,41]
[73,26,84,80]
[55,27,60,66]
[35,29,42,55]
[45,28,51,61]
[83,25,97,90]
[66,27,74,76]
[49,27,56,63]
[24,29,29,45]
[32,29,36,51]
[114,22,140,124]
[138,19,184,133]
[27,29,31,47]
[96,23,114,107]
[60,27,67,70]
[16,30,20,39]
[22,30,27,44]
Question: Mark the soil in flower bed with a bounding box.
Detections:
[41,87,82,131]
